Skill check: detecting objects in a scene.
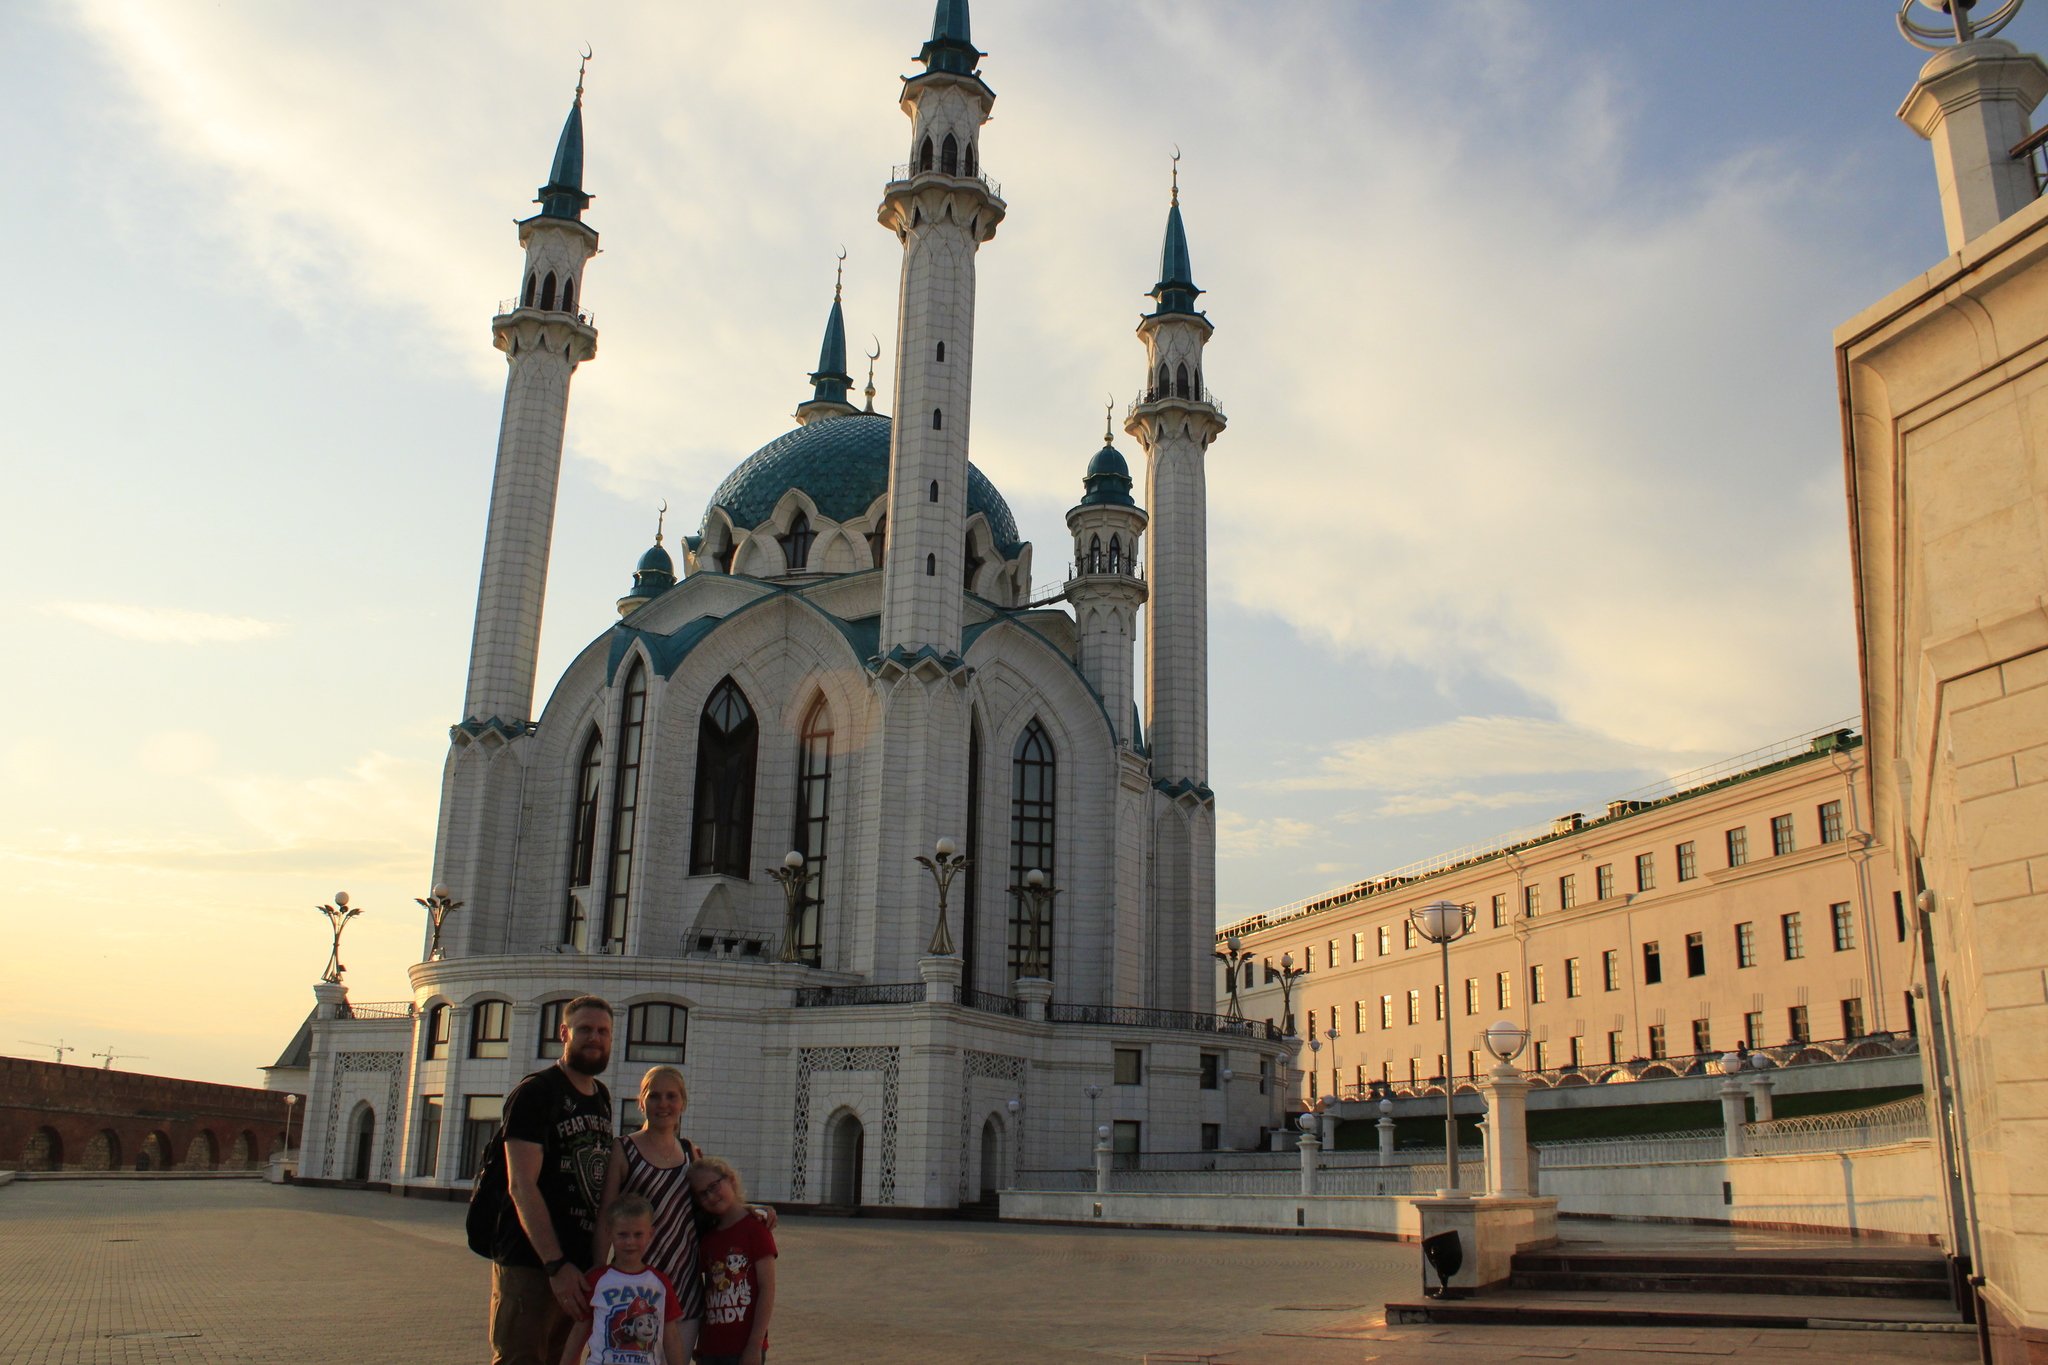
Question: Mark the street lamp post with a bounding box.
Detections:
[414,884,465,960]
[1411,899,1476,1193]
[283,1093,298,1158]
[1274,952,1307,1037]
[914,838,972,957]
[316,892,361,985]
[1307,1035,1323,1106]
[1084,1084,1103,1162]
[767,851,815,964]
[1328,1026,1344,1100]
[1008,869,1062,978]
[1213,935,1254,1020]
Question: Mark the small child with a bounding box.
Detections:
[689,1156,776,1365]
[560,1194,687,1365]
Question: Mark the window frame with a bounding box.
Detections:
[1113,1048,1144,1086]
[1635,852,1656,892]
[1685,931,1706,978]
[689,676,759,880]
[1596,864,1615,900]
[1676,841,1697,882]
[1782,911,1805,961]
[1727,825,1749,866]
[602,662,650,951]
[1007,720,1058,980]
[1642,941,1662,985]
[1735,921,1756,969]
[625,1002,688,1064]
[535,1000,566,1059]
[1831,901,1856,952]
[423,1004,451,1061]
[1771,813,1795,856]
[1565,957,1582,998]
[469,1000,510,1060]
[1819,800,1844,845]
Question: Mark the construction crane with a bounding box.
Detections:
[91,1047,147,1070]
[18,1039,73,1064]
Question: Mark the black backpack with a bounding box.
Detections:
[464,1116,514,1258]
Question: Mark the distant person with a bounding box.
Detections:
[690,1156,776,1365]
[558,1193,687,1365]
[491,996,617,1365]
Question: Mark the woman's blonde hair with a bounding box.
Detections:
[692,1154,744,1205]
[637,1065,689,1109]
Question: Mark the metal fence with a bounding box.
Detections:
[791,982,924,1007]
[1046,1003,1283,1042]
[1534,1129,1728,1168]
[961,989,1020,1018]
[1745,1094,1928,1156]
[340,1001,416,1020]
[1011,1160,1482,1197]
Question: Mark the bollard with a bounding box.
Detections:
[1377,1100,1395,1168]
[1298,1131,1321,1197]
[1719,1078,1749,1158]
[1094,1129,1113,1194]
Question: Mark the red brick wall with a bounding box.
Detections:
[0,1057,292,1172]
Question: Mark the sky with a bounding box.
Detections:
[0,1,1988,1086]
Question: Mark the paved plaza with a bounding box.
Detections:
[0,1179,1979,1365]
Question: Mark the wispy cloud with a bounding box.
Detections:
[1265,715,1709,794]
[38,600,280,644]
[1217,812,1319,857]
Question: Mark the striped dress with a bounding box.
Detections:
[619,1136,704,1321]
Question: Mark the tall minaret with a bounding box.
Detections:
[1128,167,1224,790]
[462,73,601,726]
[877,0,1006,654]
[1064,407,1148,744]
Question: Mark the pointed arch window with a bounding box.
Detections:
[523,272,538,308]
[964,141,977,177]
[541,271,558,311]
[1157,364,1170,400]
[867,514,887,568]
[926,553,936,577]
[935,341,946,362]
[563,730,603,949]
[1108,535,1122,574]
[963,716,983,993]
[690,679,758,877]
[600,663,647,953]
[932,408,943,430]
[1175,362,1190,398]
[779,511,816,572]
[929,480,939,502]
[1087,534,1102,575]
[919,137,935,173]
[963,531,984,591]
[1194,366,1203,397]
[789,697,832,966]
[561,276,575,314]
[1008,720,1056,980]
[941,133,959,176]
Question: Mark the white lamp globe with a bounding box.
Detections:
[334,891,349,907]
[1482,1018,1530,1063]
[1097,1124,1110,1139]
[1025,868,1045,887]
[1719,1052,1744,1076]
[432,883,450,900]
[935,837,957,857]
[1378,1098,1393,1116]
[783,850,805,868]
[1227,934,1242,953]
[1280,951,1293,969]
[1220,1068,1233,1083]
[1414,900,1466,943]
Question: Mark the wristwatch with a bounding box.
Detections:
[544,1257,571,1277]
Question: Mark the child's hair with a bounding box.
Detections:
[693,1154,744,1204]
[607,1192,655,1228]
[638,1065,689,1107]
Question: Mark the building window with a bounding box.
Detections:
[1522,885,1541,918]
[540,271,557,310]
[602,662,649,951]
[690,678,759,878]
[1495,971,1512,1010]
[1781,912,1805,961]
[918,136,934,172]
[1408,1058,1420,1085]
[470,1001,510,1059]
[459,1096,502,1180]
[1465,978,1479,1015]
[1007,722,1057,980]
[1380,995,1394,1029]
[1894,891,1909,942]
[1407,989,1422,1025]
[1691,1018,1712,1055]
[1676,842,1697,882]
[1377,925,1391,956]
[1352,932,1366,962]
[1607,1030,1624,1064]
[1636,853,1656,892]
[1328,939,1340,969]
[1262,957,1275,984]
[1642,941,1662,985]
[1433,984,1446,1020]
[625,1003,687,1063]
[535,1001,565,1059]
[941,132,959,175]
[1113,1049,1143,1085]
[1492,894,1507,928]
[1819,800,1844,844]
[1647,1024,1668,1060]
[415,1096,443,1178]
[932,408,943,430]
[936,340,946,362]
[1686,932,1706,978]
[1568,1036,1586,1068]
[1258,1059,1269,1095]
[1564,957,1582,998]
[1771,813,1795,856]
[1559,874,1576,909]
[1531,1039,1550,1071]
[424,1005,451,1061]
[1200,1123,1220,1152]
[1736,922,1756,969]
[1831,902,1856,952]
[788,698,833,968]
[1199,1054,1220,1090]
[1744,1011,1764,1047]
[1602,950,1620,992]
[1403,920,1418,950]
[1350,1000,1365,1032]
[523,272,537,307]
[620,1097,644,1134]
[1726,826,1748,866]
[564,730,603,949]
[1596,864,1614,900]
[1529,964,1546,1004]
[1842,998,1866,1039]
[778,511,816,571]
[1788,1004,1811,1044]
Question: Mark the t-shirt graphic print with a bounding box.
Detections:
[582,1266,682,1365]
[698,1216,777,1357]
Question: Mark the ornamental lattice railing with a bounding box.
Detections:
[791,982,924,1007]
[1047,1003,1284,1042]
[1744,1094,1928,1156]
[888,164,1003,200]
[339,1001,416,1020]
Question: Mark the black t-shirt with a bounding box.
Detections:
[494,1065,613,1270]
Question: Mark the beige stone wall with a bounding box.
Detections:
[1226,747,1907,1097]
[1839,186,2048,1358]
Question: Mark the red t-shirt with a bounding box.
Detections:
[698,1216,777,1356]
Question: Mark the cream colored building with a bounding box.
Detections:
[1841,20,2048,1362]
[1221,726,1909,1104]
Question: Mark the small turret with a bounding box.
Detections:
[1066,405,1147,744]
[617,506,677,616]
[536,58,592,222]
[796,254,859,426]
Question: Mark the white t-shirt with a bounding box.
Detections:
[581,1265,683,1365]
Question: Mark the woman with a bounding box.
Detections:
[596,1066,705,1349]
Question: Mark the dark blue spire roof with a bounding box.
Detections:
[809,295,852,405]
[536,97,590,221]
[917,0,982,75]
[1080,443,1137,507]
[1149,201,1201,316]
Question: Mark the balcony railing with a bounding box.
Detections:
[792,982,925,1007]
[1064,558,1144,585]
[888,164,1002,200]
[961,988,1022,1017]
[1127,388,1224,422]
[2014,125,2048,199]
[340,1001,417,1021]
[1048,1003,1283,1042]
[495,298,597,329]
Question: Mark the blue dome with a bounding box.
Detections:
[1078,441,1138,508]
[637,542,675,576]
[1085,444,1129,478]
[705,412,1022,554]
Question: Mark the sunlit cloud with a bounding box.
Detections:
[38,600,281,644]
[1263,715,1709,794]
[1217,812,1319,857]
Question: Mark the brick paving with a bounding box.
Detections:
[0,1181,1983,1365]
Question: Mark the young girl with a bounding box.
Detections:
[559,1194,687,1365]
[689,1157,776,1365]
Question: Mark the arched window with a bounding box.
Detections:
[1194,366,1203,397]
[423,1004,451,1060]
[561,276,575,314]
[964,141,977,177]
[936,341,946,362]
[1008,720,1056,979]
[789,697,832,966]
[523,272,537,307]
[564,730,602,949]
[470,1000,510,1058]
[601,662,648,952]
[926,553,936,577]
[1108,535,1122,574]
[1087,534,1102,574]
[690,678,758,877]
[541,271,558,311]
[716,537,737,575]
[932,408,943,430]
[867,514,887,568]
[779,511,816,571]
[929,480,939,502]
[963,715,983,993]
[1157,364,1170,399]
[941,133,959,175]
[1176,362,1190,398]
[963,532,984,591]
[919,136,934,172]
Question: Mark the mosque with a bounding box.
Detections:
[280,0,1292,1207]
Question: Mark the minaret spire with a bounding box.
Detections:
[796,250,858,426]
[537,51,592,222]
